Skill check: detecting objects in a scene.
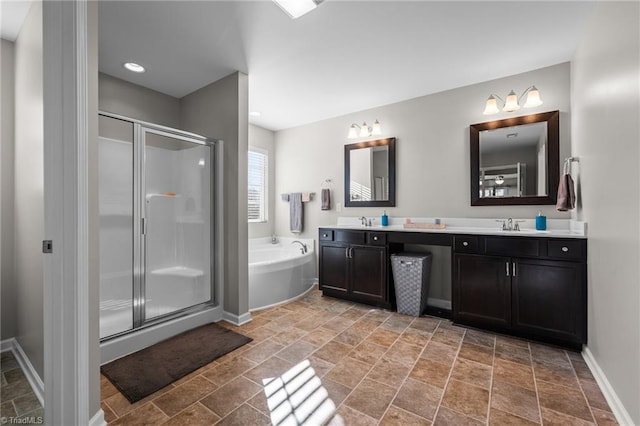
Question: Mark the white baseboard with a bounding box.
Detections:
[89,409,106,426]
[582,346,635,426]
[223,311,253,326]
[427,297,452,310]
[1,338,44,407]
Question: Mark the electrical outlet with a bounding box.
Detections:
[336,202,342,212]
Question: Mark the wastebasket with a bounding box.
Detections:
[391,252,432,316]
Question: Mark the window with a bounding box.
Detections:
[248,149,268,222]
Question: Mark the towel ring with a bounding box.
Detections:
[564,157,579,175]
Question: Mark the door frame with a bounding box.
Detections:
[43,1,102,424]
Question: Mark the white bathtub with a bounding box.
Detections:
[249,237,316,311]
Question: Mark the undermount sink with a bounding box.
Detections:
[498,229,551,234]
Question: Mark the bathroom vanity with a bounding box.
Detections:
[318,220,587,349]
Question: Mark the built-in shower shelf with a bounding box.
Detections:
[150,266,204,278]
[146,193,181,201]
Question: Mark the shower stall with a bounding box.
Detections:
[98,112,217,341]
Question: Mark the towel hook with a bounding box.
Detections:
[321,179,332,189]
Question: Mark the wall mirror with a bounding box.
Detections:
[470,111,559,206]
[345,137,396,207]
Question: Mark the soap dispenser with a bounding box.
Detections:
[381,210,389,226]
[536,211,547,231]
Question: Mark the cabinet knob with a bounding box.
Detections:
[562,246,569,252]
[373,236,378,241]
[322,233,328,237]
[463,241,469,247]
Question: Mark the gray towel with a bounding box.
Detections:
[289,193,303,233]
[556,173,576,211]
[321,188,331,210]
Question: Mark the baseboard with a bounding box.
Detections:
[582,346,635,425]
[89,409,106,426]
[427,297,452,310]
[223,311,253,326]
[0,338,44,406]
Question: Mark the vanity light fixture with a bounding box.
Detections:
[123,62,146,73]
[272,0,324,19]
[483,86,543,115]
[347,120,382,139]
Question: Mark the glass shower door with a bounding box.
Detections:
[98,115,135,339]
[142,129,213,321]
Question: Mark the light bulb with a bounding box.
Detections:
[503,90,520,112]
[359,122,369,137]
[483,95,500,115]
[524,86,543,108]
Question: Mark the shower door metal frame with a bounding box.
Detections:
[99,111,218,340]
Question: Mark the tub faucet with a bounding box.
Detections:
[271,234,278,244]
[291,240,308,254]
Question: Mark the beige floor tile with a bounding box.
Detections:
[457,342,494,366]
[422,341,459,366]
[490,379,540,423]
[110,402,169,426]
[441,379,489,422]
[366,358,411,388]
[540,407,596,425]
[348,341,389,365]
[410,358,452,388]
[242,356,294,385]
[199,376,262,417]
[153,376,217,417]
[325,357,372,388]
[163,402,220,425]
[493,358,535,390]
[215,403,270,426]
[202,356,257,386]
[433,406,484,426]
[392,378,442,420]
[344,378,397,420]
[450,357,492,389]
[489,407,539,425]
[537,380,594,422]
[365,328,401,348]
[380,405,431,425]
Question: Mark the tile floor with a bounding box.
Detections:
[101,288,618,425]
[0,351,44,425]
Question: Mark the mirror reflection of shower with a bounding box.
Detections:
[98,114,215,340]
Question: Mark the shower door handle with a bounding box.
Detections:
[141,218,146,235]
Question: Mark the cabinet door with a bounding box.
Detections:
[512,259,586,343]
[453,254,511,328]
[350,245,387,303]
[319,243,349,293]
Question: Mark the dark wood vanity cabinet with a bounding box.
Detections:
[453,235,587,348]
[319,229,390,308]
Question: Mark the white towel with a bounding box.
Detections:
[289,193,303,233]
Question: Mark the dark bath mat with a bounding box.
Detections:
[101,322,252,403]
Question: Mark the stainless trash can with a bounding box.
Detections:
[391,253,432,316]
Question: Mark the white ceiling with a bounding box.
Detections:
[5,1,597,131]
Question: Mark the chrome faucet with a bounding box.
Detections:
[497,218,524,231]
[291,240,308,254]
[359,217,374,227]
[271,234,278,244]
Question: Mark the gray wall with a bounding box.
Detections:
[1,39,16,341]
[99,72,180,128]
[571,2,640,423]
[13,0,44,377]
[274,62,571,240]
[248,124,276,238]
[180,72,249,317]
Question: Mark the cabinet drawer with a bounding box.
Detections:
[548,240,584,261]
[319,229,334,241]
[485,237,539,258]
[455,236,479,253]
[335,230,366,244]
[367,232,387,246]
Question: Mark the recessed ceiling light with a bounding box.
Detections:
[272,0,324,19]
[123,62,145,73]
[250,111,262,117]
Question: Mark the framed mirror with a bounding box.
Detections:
[470,111,559,206]
[345,137,396,207]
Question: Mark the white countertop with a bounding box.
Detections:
[322,217,587,239]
